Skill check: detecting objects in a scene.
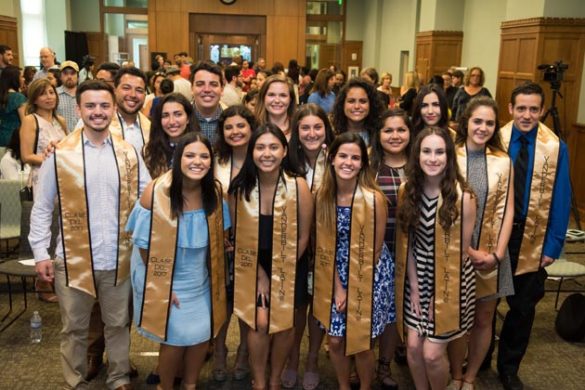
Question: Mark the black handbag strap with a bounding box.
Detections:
[32,114,40,155]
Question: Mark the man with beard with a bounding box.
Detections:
[109,66,151,150]
[56,60,80,131]
[220,64,242,107]
[0,45,14,76]
[33,47,57,80]
[84,67,149,381]
[190,61,225,142]
[30,80,150,390]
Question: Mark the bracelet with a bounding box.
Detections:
[492,252,501,264]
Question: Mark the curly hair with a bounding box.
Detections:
[215,104,257,164]
[331,78,382,140]
[398,126,471,232]
[455,96,505,152]
[144,93,200,178]
[464,66,485,87]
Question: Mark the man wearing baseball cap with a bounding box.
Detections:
[56,60,80,131]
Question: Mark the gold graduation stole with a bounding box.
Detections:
[110,111,151,146]
[500,121,559,275]
[395,184,464,341]
[214,157,232,198]
[314,185,377,355]
[139,171,227,340]
[456,144,512,298]
[55,128,138,297]
[308,149,327,194]
[233,172,299,333]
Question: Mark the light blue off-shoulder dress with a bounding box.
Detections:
[126,201,231,346]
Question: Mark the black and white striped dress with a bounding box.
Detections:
[404,194,475,342]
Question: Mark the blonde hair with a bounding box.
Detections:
[402,71,420,89]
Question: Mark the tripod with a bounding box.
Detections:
[541,83,582,230]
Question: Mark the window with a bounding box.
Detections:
[305,0,346,69]
[21,0,47,67]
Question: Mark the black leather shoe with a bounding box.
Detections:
[86,355,104,381]
[499,374,524,390]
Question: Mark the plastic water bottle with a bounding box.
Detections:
[30,311,42,343]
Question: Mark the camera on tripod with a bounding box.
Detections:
[537,60,568,86]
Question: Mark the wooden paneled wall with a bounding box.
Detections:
[0,16,18,65]
[495,18,585,212]
[148,0,306,66]
[341,41,362,76]
[86,32,105,68]
[570,122,585,215]
[415,31,463,83]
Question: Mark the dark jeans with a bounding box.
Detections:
[497,222,547,376]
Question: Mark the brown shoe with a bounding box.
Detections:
[114,384,134,390]
[86,355,103,381]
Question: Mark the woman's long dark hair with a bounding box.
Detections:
[228,123,302,201]
[455,96,505,152]
[145,93,200,178]
[215,105,257,164]
[411,84,450,138]
[398,126,470,232]
[331,78,382,140]
[0,66,21,110]
[170,132,218,217]
[370,108,413,172]
[288,103,335,175]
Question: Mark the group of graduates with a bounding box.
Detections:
[29,58,570,390]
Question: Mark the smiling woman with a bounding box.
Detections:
[127,131,229,390]
[313,132,395,389]
[144,93,201,178]
[228,124,313,390]
[395,126,477,390]
[331,78,383,146]
[255,75,297,139]
[19,78,67,199]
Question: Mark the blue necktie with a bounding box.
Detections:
[514,136,529,218]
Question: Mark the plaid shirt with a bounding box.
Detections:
[56,86,79,132]
[194,105,222,143]
[377,163,405,258]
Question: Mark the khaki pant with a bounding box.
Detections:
[54,257,131,389]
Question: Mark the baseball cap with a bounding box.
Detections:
[166,66,180,76]
[60,60,79,72]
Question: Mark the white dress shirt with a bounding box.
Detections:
[29,132,151,270]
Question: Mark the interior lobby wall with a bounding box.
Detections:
[70,0,100,32]
[376,0,418,87]
[461,0,507,93]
